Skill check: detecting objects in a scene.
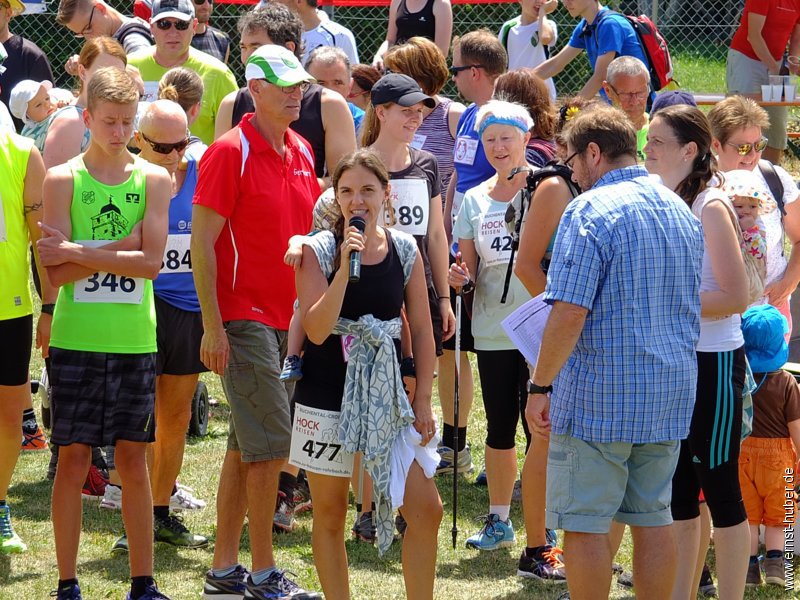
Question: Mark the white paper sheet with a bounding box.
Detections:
[501,293,552,367]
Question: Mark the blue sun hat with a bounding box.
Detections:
[741,304,789,373]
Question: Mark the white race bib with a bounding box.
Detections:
[159,234,192,274]
[0,190,7,242]
[476,208,513,268]
[384,178,429,236]
[289,404,354,477]
[410,133,427,150]
[142,81,159,103]
[453,136,478,166]
[73,240,144,304]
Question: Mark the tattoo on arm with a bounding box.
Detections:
[24,201,43,215]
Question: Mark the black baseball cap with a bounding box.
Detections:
[371,73,435,108]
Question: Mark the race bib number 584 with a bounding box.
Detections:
[73,240,144,304]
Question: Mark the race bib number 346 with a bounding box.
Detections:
[73,240,144,304]
[289,404,354,477]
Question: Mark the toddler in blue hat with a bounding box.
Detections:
[739,304,800,587]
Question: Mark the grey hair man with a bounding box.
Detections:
[602,55,650,160]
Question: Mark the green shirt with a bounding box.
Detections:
[0,133,34,321]
[128,47,238,145]
[50,155,157,353]
[636,114,650,162]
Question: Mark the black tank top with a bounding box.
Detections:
[231,84,326,178]
[395,0,437,45]
[293,230,405,412]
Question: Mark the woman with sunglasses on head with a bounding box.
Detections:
[348,64,381,113]
[644,104,751,599]
[708,96,800,330]
[42,36,127,170]
[294,149,442,599]
[448,100,539,553]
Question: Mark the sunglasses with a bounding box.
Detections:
[155,19,191,31]
[449,64,484,76]
[725,136,768,156]
[193,0,212,3]
[141,132,190,154]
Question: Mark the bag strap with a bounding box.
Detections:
[758,159,786,217]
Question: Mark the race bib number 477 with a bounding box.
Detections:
[289,404,354,477]
[73,240,144,304]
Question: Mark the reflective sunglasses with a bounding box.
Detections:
[725,136,768,156]
[155,19,191,31]
[449,64,484,76]
[141,132,190,154]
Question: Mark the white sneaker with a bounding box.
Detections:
[100,484,122,510]
[170,483,206,511]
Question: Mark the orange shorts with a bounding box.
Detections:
[739,437,797,527]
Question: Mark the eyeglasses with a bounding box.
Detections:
[564,150,581,169]
[347,89,369,99]
[140,132,190,154]
[725,136,768,156]
[607,83,649,101]
[74,4,96,38]
[155,18,191,31]
[449,64,485,76]
[260,80,310,95]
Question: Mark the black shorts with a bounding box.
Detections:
[155,295,208,376]
[0,314,33,386]
[49,348,157,447]
[427,286,444,357]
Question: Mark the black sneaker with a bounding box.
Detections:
[203,565,249,599]
[352,511,376,543]
[699,563,717,596]
[50,583,82,599]
[517,546,567,582]
[243,571,322,599]
[154,513,208,548]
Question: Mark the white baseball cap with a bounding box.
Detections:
[245,45,315,87]
[9,79,52,124]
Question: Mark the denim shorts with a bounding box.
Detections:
[545,433,680,533]
[222,320,293,462]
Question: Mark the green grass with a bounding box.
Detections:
[670,52,727,95]
[1,305,797,598]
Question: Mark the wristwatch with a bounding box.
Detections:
[41,303,55,315]
[526,380,553,395]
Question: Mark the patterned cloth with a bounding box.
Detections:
[545,165,703,444]
[307,229,419,554]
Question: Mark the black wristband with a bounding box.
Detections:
[41,303,55,315]
[400,356,416,379]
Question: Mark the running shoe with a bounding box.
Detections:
[203,565,250,599]
[292,477,312,514]
[243,571,322,599]
[154,513,209,548]
[617,571,633,588]
[394,513,407,539]
[273,491,296,533]
[47,447,58,480]
[511,479,522,502]
[170,483,207,511]
[0,505,26,554]
[125,583,171,599]
[351,511,376,543]
[465,514,515,551]
[50,583,82,599]
[80,465,108,501]
[546,528,558,547]
[435,444,475,475]
[474,469,487,486]
[279,355,303,382]
[746,557,761,586]
[100,484,122,510]
[698,563,717,596]
[517,545,567,582]
[764,556,784,586]
[110,534,128,555]
[21,425,48,451]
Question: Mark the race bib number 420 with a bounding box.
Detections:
[159,234,192,274]
[73,240,144,304]
[289,404,354,477]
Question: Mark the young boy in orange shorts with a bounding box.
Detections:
[740,304,800,587]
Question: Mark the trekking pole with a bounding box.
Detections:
[452,252,463,550]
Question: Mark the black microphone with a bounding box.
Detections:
[348,216,366,283]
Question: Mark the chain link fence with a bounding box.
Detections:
[12,1,744,96]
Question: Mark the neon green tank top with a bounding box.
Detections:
[0,133,34,321]
[50,155,156,353]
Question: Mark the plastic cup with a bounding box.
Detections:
[786,84,796,102]
[770,75,783,86]
[772,84,783,101]
[762,85,773,101]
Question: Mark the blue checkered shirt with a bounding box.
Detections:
[544,165,703,443]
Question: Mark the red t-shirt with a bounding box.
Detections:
[730,0,800,62]
[193,113,319,330]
